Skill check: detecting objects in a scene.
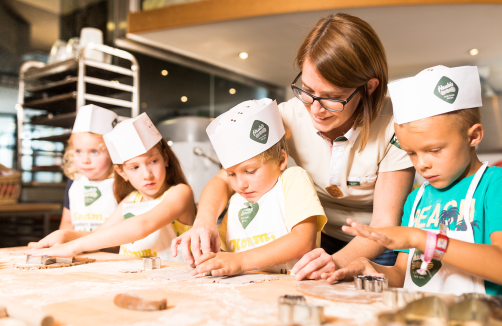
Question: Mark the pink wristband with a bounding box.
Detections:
[417,231,436,276]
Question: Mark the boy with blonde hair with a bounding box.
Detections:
[174,98,327,275]
[321,66,502,295]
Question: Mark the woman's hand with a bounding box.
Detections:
[342,218,424,250]
[320,257,385,283]
[24,241,78,258]
[171,221,221,266]
[30,230,70,249]
[291,248,337,281]
[191,252,244,277]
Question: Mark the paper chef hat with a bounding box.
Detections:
[103,113,162,164]
[389,65,482,125]
[72,105,118,134]
[207,98,285,168]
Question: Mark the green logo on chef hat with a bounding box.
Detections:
[250,120,269,144]
[84,186,101,206]
[434,76,458,104]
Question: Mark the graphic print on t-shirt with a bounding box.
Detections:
[412,199,480,235]
[84,186,101,206]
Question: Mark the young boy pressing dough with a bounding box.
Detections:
[184,98,327,275]
[324,66,502,295]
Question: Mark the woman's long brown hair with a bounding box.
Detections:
[113,139,189,203]
[295,13,388,151]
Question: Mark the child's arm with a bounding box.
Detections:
[325,253,408,287]
[343,219,502,286]
[59,208,74,230]
[26,184,194,257]
[191,216,317,276]
[29,201,127,249]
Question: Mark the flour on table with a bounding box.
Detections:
[297,280,383,304]
[146,267,285,284]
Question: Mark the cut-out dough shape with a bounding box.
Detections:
[146,268,285,284]
[15,258,95,270]
[297,281,383,304]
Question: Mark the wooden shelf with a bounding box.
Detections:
[30,112,77,128]
[31,133,71,143]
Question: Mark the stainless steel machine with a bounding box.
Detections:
[156,117,221,203]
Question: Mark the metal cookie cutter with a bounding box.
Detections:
[382,288,425,309]
[26,255,56,265]
[354,275,388,293]
[278,295,325,326]
[143,257,161,270]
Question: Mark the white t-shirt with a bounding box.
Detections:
[278,97,413,241]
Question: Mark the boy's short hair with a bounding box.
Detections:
[255,136,288,164]
[402,107,481,133]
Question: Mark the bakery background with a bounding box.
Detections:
[0,0,501,248]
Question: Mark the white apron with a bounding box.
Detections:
[69,176,116,231]
[226,178,298,274]
[119,191,185,262]
[403,163,488,295]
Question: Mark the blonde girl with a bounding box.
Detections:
[27,113,194,261]
[59,105,118,232]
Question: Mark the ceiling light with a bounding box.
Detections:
[181,96,188,102]
[229,88,236,94]
[239,52,249,59]
[167,140,173,146]
[469,48,479,56]
[161,70,168,76]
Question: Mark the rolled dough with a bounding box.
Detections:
[114,293,167,311]
[146,268,284,284]
[297,281,383,304]
[15,258,95,270]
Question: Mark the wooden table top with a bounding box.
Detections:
[0,247,388,326]
[0,203,62,213]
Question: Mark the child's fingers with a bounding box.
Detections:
[195,252,216,265]
[292,248,323,275]
[210,268,227,277]
[179,236,194,264]
[170,237,182,257]
[294,253,333,281]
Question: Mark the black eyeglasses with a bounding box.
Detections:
[291,72,362,113]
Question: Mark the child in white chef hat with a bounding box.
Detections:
[59,105,118,233]
[27,113,195,261]
[325,66,502,295]
[187,98,327,276]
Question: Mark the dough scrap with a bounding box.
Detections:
[297,280,382,304]
[15,258,95,270]
[119,269,143,273]
[146,268,283,284]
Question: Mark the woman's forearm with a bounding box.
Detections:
[195,169,234,226]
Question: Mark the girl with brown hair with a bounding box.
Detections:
[27,113,195,261]
[172,13,415,278]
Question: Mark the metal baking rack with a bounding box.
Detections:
[16,43,140,181]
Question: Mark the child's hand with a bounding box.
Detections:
[24,242,78,258]
[342,218,424,250]
[320,257,385,283]
[30,230,69,249]
[191,252,244,277]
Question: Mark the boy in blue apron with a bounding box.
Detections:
[322,66,502,295]
[187,98,327,276]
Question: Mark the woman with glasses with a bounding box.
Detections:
[172,13,415,281]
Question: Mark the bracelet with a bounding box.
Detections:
[433,234,449,261]
[417,231,436,276]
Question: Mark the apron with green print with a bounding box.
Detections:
[226,178,298,274]
[119,191,185,262]
[69,176,116,231]
[403,163,488,295]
